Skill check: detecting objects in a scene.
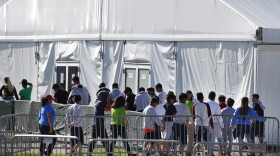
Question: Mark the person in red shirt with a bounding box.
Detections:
[218,95,227,109]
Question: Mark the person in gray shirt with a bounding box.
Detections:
[221,98,235,156]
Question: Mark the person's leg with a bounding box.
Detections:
[227,129,233,154]
[39,125,46,156]
[46,130,57,156]
[187,124,194,154]
[120,125,131,153]
[238,135,243,156]
[89,125,97,153]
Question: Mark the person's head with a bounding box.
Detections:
[179,93,187,103]
[44,95,55,105]
[111,96,125,108]
[155,83,163,93]
[112,83,118,89]
[251,94,259,103]
[72,76,80,85]
[52,84,60,92]
[99,82,106,88]
[240,97,249,117]
[4,77,14,93]
[167,93,176,104]
[218,95,226,103]
[150,96,159,108]
[147,87,155,96]
[196,92,204,102]
[139,87,145,92]
[208,91,216,101]
[74,94,82,104]
[124,87,133,96]
[186,90,193,100]
[98,91,110,105]
[227,98,235,107]
[20,79,28,88]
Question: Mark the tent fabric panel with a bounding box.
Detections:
[176,41,254,104]
[257,47,280,144]
[0,42,38,101]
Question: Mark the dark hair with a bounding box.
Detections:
[52,84,59,90]
[167,93,176,104]
[111,96,125,108]
[208,91,216,101]
[227,98,235,107]
[139,87,145,92]
[155,83,162,89]
[41,97,48,107]
[99,82,106,88]
[179,93,187,103]
[240,97,249,119]
[147,87,155,92]
[218,95,226,102]
[72,76,79,82]
[167,91,174,95]
[112,83,118,88]
[4,77,8,82]
[124,87,132,94]
[74,95,82,103]
[252,94,259,99]
[186,90,193,94]
[98,91,109,104]
[151,96,159,104]
[196,92,204,102]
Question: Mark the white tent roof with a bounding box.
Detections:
[0,0,280,43]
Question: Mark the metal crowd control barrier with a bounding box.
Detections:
[203,115,280,156]
[11,134,82,156]
[87,138,180,155]
[0,135,7,156]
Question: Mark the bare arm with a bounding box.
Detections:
[47,112,53,133]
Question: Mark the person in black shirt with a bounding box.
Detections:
[251,94,265,145]
[52,84,69,104]
[89,91,110,155]
[0,77,19,100]
[124,87,136,111]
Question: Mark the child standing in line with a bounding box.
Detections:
[109,96,133,156]
[66,95,84,155]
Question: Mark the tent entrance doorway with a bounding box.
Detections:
[55,62,79,92]
[124,64,151,94]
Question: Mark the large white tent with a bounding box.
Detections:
[0,0,280,142]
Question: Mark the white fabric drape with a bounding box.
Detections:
[38,41,102,104]
[176,42,254,105]
[0,43,38,100]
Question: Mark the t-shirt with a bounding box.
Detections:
[221,107,235,126]
[186,100,194,114]
[66,103,82,127]
[163,103,177,122]
[174,102,192,124]
[94,100,106,124]
[219,102,227,110]
[69,84,91,105]
[19,86,32,100]
[111,107,126,126]
[38,104,56,126]
[54,89,69,104]
[126,94,136,111]
[253,102,265,122]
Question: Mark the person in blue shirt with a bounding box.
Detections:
[230,97,257,156]
[38,95,56,156]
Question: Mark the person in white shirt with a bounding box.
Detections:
[135,87,151,112]
[142,97,162,154]
[207,91,223,156]
[66,95,83,154]
[174,93,193,154]
[155,83,167,104]
[68,76,91,105]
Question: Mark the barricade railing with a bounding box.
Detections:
[193,142,280,156]
[0,135,6,156]
[205,114,280,155]
[11,134,81,156]
[87,138,180,155]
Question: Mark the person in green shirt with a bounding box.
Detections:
[109,96,133,156]
[186,90,195,156]
[19,79,33,100]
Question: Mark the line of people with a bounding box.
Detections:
[36,78,266,156]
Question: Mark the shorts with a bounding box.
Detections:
[163,122,173,140]
[154,123,162,139]
[144,131,157,140]
[196,126,208,142]
[70,127,84,145]
[252,121,265,137]
[173,123,187,144]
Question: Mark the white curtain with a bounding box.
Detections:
[38,41,102,104]
[0,42,38,100]
[176,41,254,104]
